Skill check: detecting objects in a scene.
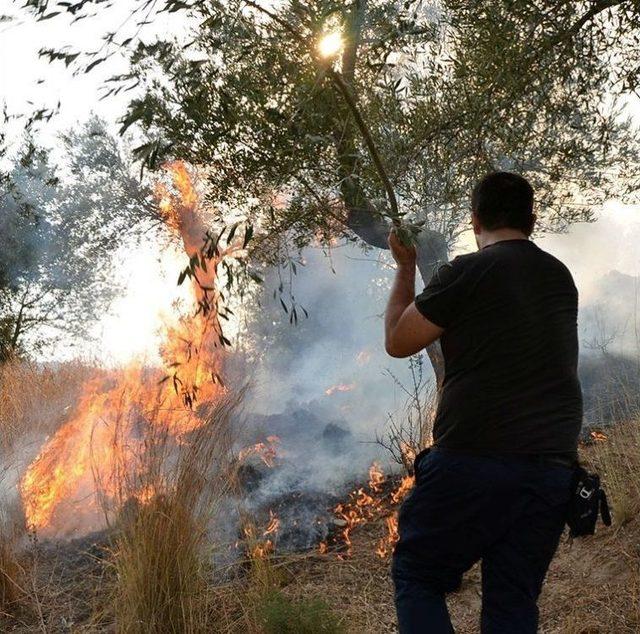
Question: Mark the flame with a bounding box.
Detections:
[251,539,273,559]
[19,161,230,536]
[331,462,387,557]
[590,430,608,442]
[376,515,399,558]
[368,462,384,493]
[243,522,275,559]
[238,435,280,468]
[400,442,417,466]
[156,161,199,234]
[391,475,414,505]
[327,460,416,559]
[263,510,280,536]
[324,383,355,396]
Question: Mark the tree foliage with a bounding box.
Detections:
[0,117,158,358]
[19,0,640,379]
[24,1,640,249]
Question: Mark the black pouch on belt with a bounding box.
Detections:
[566,465,612,537]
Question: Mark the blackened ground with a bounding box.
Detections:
[2,438,638,633]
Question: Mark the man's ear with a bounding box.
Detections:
[471,211,482,235]
[526,213,537,236]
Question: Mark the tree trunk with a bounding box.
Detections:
[346,205,448,387]
[334,0,449,387]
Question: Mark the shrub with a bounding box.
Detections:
[256,589,344,634]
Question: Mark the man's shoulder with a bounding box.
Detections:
[448,241,576,286]
[445,249,487,273]
[529,242,577,287]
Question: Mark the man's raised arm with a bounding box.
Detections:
[385,231,444,358]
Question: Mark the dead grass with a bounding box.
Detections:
[105,394,240,633]
[588,419,640,526]
[0,511,24,613]
[0,359,91,450]
[210,545,347,634]
[2,356,640,633]
[272,419,640,633]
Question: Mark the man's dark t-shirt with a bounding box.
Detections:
[415,239,582,457]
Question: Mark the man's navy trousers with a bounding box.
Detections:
[392,447,573,633]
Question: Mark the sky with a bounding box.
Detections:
[2,3,640,365]
[1,5,127,141]
[0,3,189,144]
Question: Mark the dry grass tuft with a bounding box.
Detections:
[105,392,240,633]
[0,359,91,450]
[0,513,25,613]
[111,495,211,632]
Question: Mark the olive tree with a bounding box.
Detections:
[25,0,640,381]
[0,117,158,358]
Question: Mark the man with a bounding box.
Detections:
[385,171,582,633]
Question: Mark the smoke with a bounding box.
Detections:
[220,243,419,550]
[239,242,415,444]
[238,200,640,528]
[537,201,640,357]
[9,191,640,546]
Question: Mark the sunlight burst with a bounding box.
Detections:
[318,31,343,58]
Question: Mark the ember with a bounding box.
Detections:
[263,510,281,536]
[324,383,355,396]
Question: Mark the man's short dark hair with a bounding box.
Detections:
[471,171,535,235]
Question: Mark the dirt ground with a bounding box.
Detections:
[2,435,639,634]
[278,512,640,633]
[1,507,638,633]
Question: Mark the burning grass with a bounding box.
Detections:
[105,392,239,633]
[244,419,640,634]
[2,363,640,632]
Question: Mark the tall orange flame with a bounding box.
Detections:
[19,161,227,537]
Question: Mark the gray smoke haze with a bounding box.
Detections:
[7,198,640,546]
[244,244,412,434]
[223,243,416,549]
[0,156,57,288]
[222,205,640,550]
[536,202,640,353]
[237,201,640,524]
